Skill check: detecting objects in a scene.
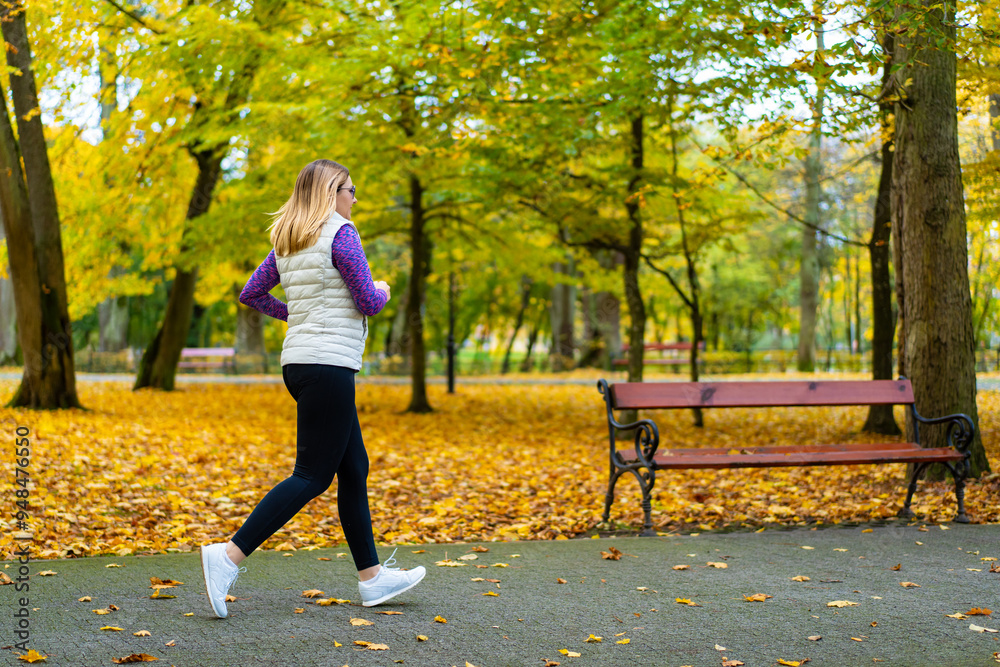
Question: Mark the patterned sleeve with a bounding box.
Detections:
[238,248,288,321]
[332,224,389,317]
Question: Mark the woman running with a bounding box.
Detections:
[200,159,425,618]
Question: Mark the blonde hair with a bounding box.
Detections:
[268,159,350,257]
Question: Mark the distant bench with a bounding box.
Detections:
[178,347,237,374]
[612,341,706,367]
[596,378,974,536]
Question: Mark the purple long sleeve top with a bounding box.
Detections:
[239,224,389,320]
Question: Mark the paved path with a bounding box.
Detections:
[2,371,999,390]
[4,523,999,666]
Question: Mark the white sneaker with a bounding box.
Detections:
[200,542,247,618]
[358,548,426,607]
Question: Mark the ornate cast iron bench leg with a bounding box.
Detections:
[601,455,625,527]
[897,460,970,523]
[897,462,928,520]
[953,471,969,523]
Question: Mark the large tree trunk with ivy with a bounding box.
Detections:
[1,3,81,409]
[891,0,988,479]
[864,28,902,436]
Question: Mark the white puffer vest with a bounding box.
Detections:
[275,210,368,371]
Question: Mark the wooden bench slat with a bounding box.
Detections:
[617,446,963,470]
[611,380,914,409]
[649,442,919,456]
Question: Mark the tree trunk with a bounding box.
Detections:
[577,287,600,368]
[1,3,81,409]
[667,106,703,426]
[235,284,267,374]
[595,250,623,369]
[844,253,852,352]
[134,149,222,391]
[797,8,826,373]
[519,308,543,373]
[892,0,988,479]
[386,270,410,364]
[0,222,20,365]
[405,173,432,412]
[618,114,646,433]
[853,247,862,355]
[97,290,130,352]
[96,41,129,353]
[864,29,902,435]
[502,275,532,374]
[549,256,576,372]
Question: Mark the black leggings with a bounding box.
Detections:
[231,363,380,571]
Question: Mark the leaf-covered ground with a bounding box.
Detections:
[1,376,998,561]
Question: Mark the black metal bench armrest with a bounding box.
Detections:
[910,405,975,455]
[598,379,661,467]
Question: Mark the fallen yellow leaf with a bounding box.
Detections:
[16,649,48,663]
[744,593,773,602]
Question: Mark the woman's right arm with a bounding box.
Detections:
[239,249,289,321]
[332,225,389,317]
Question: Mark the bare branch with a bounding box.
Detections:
[642,254,693,309]
[103,0,164,34]
[687,134,867,247]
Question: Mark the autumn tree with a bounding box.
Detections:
[890,0,989,477]
[0,0,81,409]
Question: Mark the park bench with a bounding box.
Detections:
[596,378,974,536]
[612,341,706,367]
[177,347,237,374]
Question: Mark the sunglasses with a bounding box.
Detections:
[337,185,356,197]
